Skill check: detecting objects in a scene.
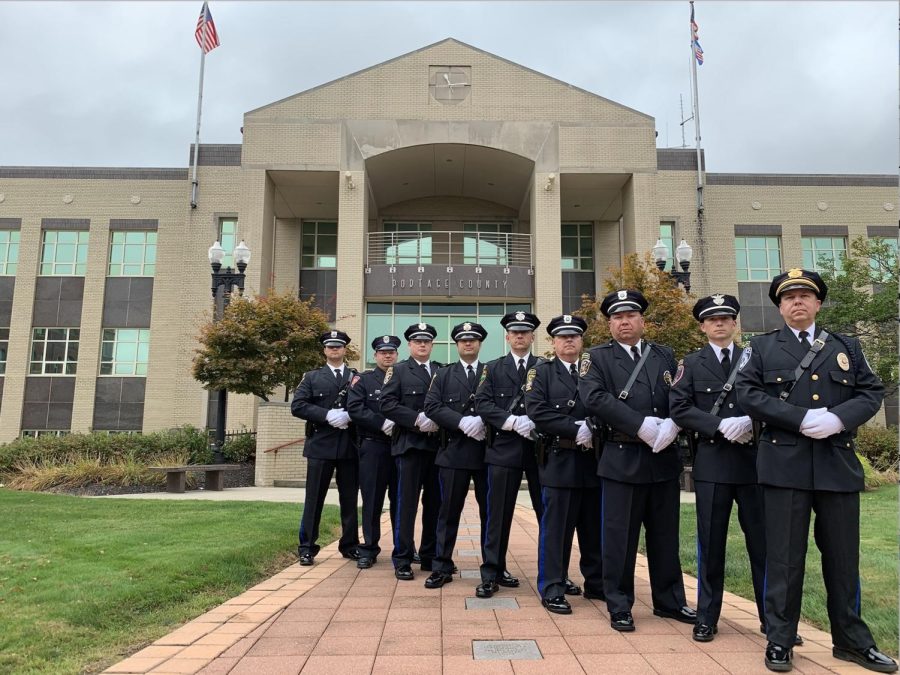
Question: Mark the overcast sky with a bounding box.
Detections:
[0,1,896,174]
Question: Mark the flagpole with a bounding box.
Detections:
[190,4,209,209]
[689,1,704,214]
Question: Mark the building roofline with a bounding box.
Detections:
[706,173,898,187]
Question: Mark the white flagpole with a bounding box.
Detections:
[689,1,704,214]
[190,3,209,209]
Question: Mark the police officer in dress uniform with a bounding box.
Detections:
[290,330,360,566]
[473,311,545,598]
[379,323,443,581]
[422,322,490,588]
[346,334,402,569]
[579,290,695,632]
[524,314,604,615]
[669,294,768,643]
[735,269,896,673]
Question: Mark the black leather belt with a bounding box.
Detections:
[554,438,578,450]
[360,435,389,443]
[608,431,642,443]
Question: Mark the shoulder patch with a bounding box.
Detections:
[383,366,393,385]
[579,352,591,377]
[350,374,361,388]
[663,369,673,386]
[524,367,538,392]
[672,361,685,386]
[737,346,752,371]
[478,365,488,386]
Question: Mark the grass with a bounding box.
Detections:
[669,485,898,656]
[0,490,341,674]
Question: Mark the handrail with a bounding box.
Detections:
[366,231,533,268]
[264,437,305,454]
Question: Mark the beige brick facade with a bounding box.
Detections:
[0,38,895,448]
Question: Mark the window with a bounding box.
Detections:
[870,237,899,282]
[735,236,781,281]
[802,236,846,273]
[21,429,69,438]
[0,328,7,375]
[100,329,150,376]
[108,231,156,276]
[0,230,20,275]
[40,230,89,276]
[301,221,338,269]
[463,223,513,266]
[561,223,593,271]
[659,221,676,272]
[383,222,431,265]
[30,328,79,375]
[218,218,237,268]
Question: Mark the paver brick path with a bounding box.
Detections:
[104,494,868,674]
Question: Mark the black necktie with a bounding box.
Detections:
[569,363,578,384]
[720,349,731,377]
[334,368,342,384]
[466,364,474,384]
[517,358,526,381]
[630,345,640,363]
[422,363,430,377]
[798,330,809,346]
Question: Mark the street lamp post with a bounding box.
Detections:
[207,239,251,464]
[653,238,693,292]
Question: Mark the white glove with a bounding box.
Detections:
[502,415,517,431]
[800,407,828,431]
[458,416,485,439]
[416,412,438,433]
[637,416,664,447]
[651,418,681,453]
[575,420,593,448]
[381,419,395,436]
[718,416,753,442]
[469,417,487,441]
[326,408,351,429]
[513,415,536,439]
[801,411,845,439]
[734,430,754,445]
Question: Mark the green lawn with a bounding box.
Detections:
[0,490,340,675]
[672,485,899,656]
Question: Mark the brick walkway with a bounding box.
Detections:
[104,494,867,674]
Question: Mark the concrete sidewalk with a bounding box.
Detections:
[103,493,859,675]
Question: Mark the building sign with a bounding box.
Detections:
[365,264,533,298]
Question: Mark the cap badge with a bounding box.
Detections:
[463,322,472,331]
[617,290,628,300]
[837,353,850,371]
[712,294,725,305]
[787,268,803,279]
[563,315,572,324]
[515,311,525,321]
[418,323,426,330]
[330,331,338,338]
[382,336,390,343]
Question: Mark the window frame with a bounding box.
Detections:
[659,221,676,272]
[0,327,8,375]
[560,222,593,271]
[99,328,150,376]
[0,230,20,276]
[218,217,238,268]
[107,230,157,277]
[29,327,80,376]
[382,222,432,266]
[734,236,782,281]
[301,220,339,269]
[40,230,89,276]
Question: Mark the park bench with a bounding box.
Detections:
[148,464,242,494]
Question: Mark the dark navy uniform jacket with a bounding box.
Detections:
[524,358,601,489]
[579,341,682,484]
[669,343,758,484]
[424,361,487,471]
[379,357,443,457]
[290,364,357,460]
[346,368,389,440]
[735,325,883,492]
[475,353,542,468]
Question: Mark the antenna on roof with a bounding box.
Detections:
[679,94,693,149]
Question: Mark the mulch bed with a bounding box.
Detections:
[45,462,256,497]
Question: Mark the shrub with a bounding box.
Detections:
[857,452,890,490]
[856,425,898,474]
[223,432,256,463]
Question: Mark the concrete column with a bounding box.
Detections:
[335,171,366,368]
[532,172,563,325]
[621,173,660,257]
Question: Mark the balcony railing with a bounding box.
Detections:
[366,231,533,270]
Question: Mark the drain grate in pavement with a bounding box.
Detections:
[466,597,519,610]
[460,569,481,579]
[473,639,542,660]
[457,549,480,557]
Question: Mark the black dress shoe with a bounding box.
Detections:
[342,549,360,561]
[298,553,314,566]
[564,578,582,596]
[653,606,697,624]
[765,642,793,672]
[476,581,499,598]
[693,623,718,642]
[497,570,519,587]
[833,646,899,673]
[424,571,453,589]
[412,551,421,564]
[395,566,414,581]
[760,625,805,647]
[610,611,635,632]
[356,557,375,569]
[541,595,572,615]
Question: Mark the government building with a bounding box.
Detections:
[0,39,895,457]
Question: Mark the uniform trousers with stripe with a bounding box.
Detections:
[694,480,766,627]
[298,457,359,557]
[763,486,875,650]
[537,485,603,599]
[357,437,398,560]
[601,477,686,614]
[433,466,488,574]
[392,448,440,569]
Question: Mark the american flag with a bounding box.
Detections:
[195,2,220,54]
[690,2,704,65]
